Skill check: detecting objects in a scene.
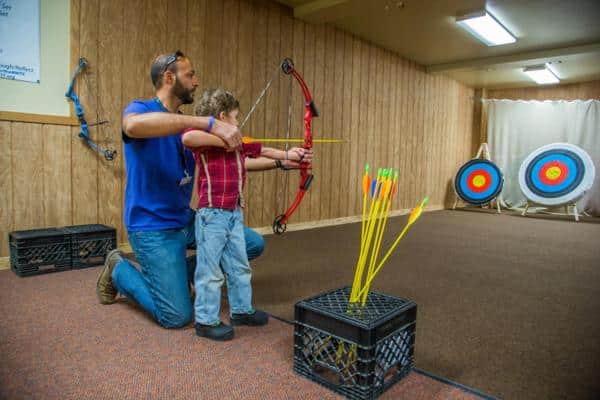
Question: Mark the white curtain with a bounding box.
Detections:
[486,99,600,216]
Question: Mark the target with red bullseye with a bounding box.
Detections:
[519,143,595,206]
[454,159,504,205]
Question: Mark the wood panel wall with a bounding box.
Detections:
[0,0,477,257]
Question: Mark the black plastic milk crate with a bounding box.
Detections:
[65,224,117,269]
[9,228,72,277]
[293,286,417,400]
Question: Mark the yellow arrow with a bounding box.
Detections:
[242,136,347,144]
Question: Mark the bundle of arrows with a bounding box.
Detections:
[349,164,429,307]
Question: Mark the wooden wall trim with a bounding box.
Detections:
[0,111,79,126]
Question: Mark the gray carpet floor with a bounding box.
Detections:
[252,210,600,400]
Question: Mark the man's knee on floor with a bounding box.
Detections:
[247,235,265,261]
[157,307,193,329]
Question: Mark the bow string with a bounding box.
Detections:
[241,58,318,234]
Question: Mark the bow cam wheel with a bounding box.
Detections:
[272,214,287,235]
[281,58,294,74]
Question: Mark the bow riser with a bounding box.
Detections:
[303,106,314,152]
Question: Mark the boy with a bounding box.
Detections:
[182,88,307,341]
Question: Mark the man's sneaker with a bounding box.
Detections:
[195,321,234,341]
[96,248,123,305]
[230,309,269,326]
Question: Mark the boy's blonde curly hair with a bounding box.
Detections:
[195,88,240,117]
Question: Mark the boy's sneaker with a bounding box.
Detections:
[195,321,234,341]
[96,249,123,304]
[230,309,269,326]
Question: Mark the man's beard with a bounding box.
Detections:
[173,80,194,105]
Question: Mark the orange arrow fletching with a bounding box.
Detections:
[382,177,391,200]
[389,172,398,201]
[407,197,428,225]
[362,174,370,195]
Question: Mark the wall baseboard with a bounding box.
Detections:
[0,206,443,271]
[251,205,443,235]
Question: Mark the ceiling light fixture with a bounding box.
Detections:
[523,65,560,85]
[456,10,516,46]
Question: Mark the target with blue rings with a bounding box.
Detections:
[454,159,504,205]
[519,143,595,207]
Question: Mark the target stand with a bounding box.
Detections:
[453,143,504,213]
[519,143,595,222]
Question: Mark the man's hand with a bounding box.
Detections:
[287,147,313,163]
[210,119,242,150]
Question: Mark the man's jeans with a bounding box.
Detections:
[194,207,252,325]
[111,216,264,328]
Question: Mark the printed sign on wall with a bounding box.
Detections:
[0,0,41,83]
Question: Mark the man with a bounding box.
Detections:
[96,51,257,328]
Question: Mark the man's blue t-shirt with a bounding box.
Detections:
[122,98,195,231]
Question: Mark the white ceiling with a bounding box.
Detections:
[276,0,600,89]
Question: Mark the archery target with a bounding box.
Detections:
[454,159,504,205]
[518,143,595,206]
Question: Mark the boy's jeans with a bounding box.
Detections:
[111,215,263,328]
[194,207,253,325]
